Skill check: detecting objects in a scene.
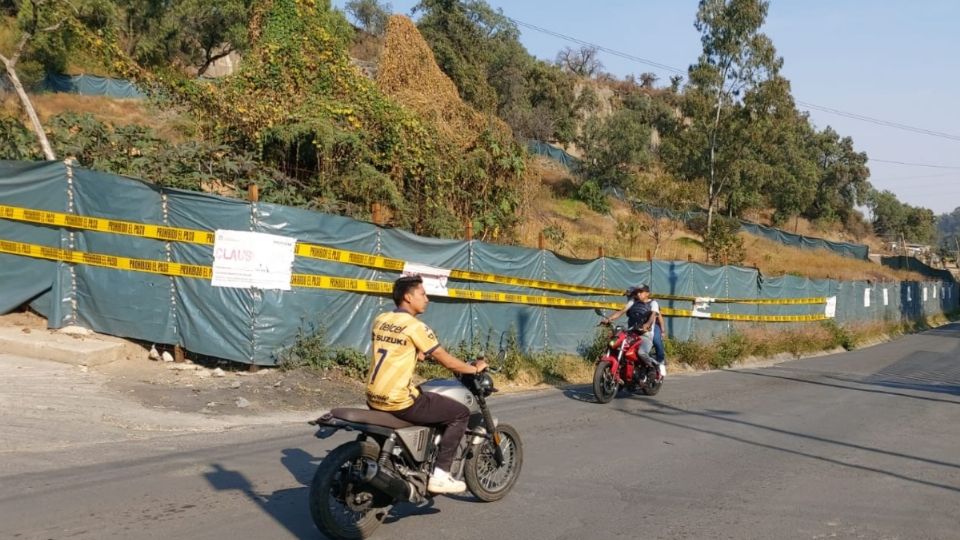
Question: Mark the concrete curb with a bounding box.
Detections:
[0,326,124,366]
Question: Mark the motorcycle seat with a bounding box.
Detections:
[330,407,414,429]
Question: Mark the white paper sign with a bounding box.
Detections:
[212,230,296,290]
[907,288,912,302]
[402,262,451,297]
[923,287,928,302]
[824,296,837,318]
[933,286,937,299]
[863,288,871,308]
[691,297,713,318]
[883,288,889,306]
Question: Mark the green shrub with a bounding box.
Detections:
[577,180,610,213]
[714,332,750,368]
[277,322,368,376]
[667,338,715,370]
[821,320,855,351]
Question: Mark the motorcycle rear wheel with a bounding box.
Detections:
[592,362,617,404]
[641,378,662,396]
[309,440,390,539]
[464,424,523,502]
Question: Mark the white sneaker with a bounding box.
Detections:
[658,362,667,378]
[428,468,466,494]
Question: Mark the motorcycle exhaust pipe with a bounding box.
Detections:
[360,459,412,502]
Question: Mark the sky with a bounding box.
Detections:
[332,0,960,216]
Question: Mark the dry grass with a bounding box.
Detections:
[2,93,196,142]
[742,209,885,253]
[517,158,926,282]
[740,234,925,282]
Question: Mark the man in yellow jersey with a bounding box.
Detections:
[367,275,488,494]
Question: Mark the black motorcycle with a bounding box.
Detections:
[308,352,523,539]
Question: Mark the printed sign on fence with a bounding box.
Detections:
[883,288,889,306]
[692,297,713,318]
[824,296,837,318]
[402,262,451,297]
[863,288,871,308]
[212,230,296,290]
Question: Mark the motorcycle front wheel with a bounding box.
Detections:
[464,424,523,502]
[592,362,617,404]
[309,440,391,539]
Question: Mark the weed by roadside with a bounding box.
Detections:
[278,324,368,378]
[276,312,960,389]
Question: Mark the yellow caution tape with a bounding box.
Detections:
[0,238,213,279]
[655,293,828,305]
[663,308,828,322]
[1,205,826,306]
[0,239,828,322]
[0,204,216,244]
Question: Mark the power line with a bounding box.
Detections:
[507,16,960,144]
[508,17,685,75]
[797,102,960,142]
[869,159,960,170]
[874,172,957,181]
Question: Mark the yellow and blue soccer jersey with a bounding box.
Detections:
[366,310,440,411]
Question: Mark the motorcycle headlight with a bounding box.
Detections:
[477,372,496,395]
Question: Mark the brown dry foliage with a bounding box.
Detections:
[375,15,511,149]
[3,93,193,143]
[520,159,927,281]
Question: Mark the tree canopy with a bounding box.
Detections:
[0,0,932,251]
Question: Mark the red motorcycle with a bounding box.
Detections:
[592,310,662,403]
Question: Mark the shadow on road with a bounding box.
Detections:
[728,364,960,405]
[561,383,663,405]
[562,384,598,403]
[615,401,960,494]
[204,446,448,538]
[204,462,317,539]
[919,322,960,339]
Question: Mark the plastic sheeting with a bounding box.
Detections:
[526,140,580,169]
[0,161,956,365]
[739,221,869,260]
[879,255,954,282]
[629,202,870,261]
[0,161,68,314]
[38,73,145,99]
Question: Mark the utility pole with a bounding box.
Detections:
[954,236,959,268]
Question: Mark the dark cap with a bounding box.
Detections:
[624,284,650,296]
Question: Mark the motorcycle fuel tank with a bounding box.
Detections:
[419,379,480,413]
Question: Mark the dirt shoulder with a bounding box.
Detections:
[1,310,366,419]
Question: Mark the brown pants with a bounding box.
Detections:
[391,392,470,471]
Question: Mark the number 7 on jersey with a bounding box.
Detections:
[369,348,388,383]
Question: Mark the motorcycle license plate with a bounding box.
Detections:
[314,426,339,439]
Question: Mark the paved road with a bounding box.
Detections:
[2,325,959,539]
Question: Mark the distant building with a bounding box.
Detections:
[885,241,931,257]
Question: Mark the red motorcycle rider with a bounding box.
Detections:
[602,284,662,381]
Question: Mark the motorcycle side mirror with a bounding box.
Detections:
[486,349,507,374]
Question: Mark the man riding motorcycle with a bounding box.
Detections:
[366,275,488,494]
[601,284,664,380]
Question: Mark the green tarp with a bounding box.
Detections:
[1,161,955,365]
[38,73,146,99]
